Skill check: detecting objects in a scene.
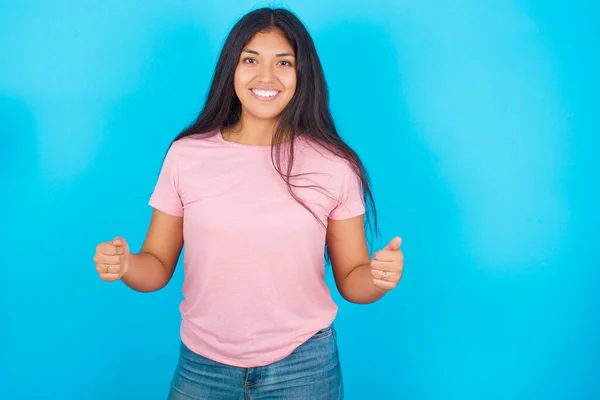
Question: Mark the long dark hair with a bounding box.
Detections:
[171,7,378,253]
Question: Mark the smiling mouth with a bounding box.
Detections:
[251,89,281,101]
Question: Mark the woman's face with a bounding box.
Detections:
[234,30,297,121]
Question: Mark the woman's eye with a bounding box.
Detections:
[243,58,256,64]
[278,60,293,66]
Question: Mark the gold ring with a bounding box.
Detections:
[380,271,387,281]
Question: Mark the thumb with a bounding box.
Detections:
[112,236,126,247]
[383,236,402,251]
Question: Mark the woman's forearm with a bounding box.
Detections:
[121,252,172,292]
[339,263,388,304]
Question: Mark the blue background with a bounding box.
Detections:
[1,0,598,399]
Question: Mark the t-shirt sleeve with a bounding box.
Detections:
[328,163,366,220]
[148,145,184,217]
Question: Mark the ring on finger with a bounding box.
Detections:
[380,271,388,281]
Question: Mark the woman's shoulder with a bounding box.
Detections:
[296,135,356,173]
[168,129,222,153]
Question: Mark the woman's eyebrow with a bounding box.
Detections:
[242,48,296,57]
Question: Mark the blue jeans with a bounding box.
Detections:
[167,324,343,399]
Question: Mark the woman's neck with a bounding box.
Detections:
[223,114,277,146]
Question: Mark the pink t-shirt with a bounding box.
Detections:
[148,129,365,367]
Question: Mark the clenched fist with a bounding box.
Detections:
[93,237,130,282]
[370,236,404,291]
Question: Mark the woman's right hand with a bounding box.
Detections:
[93,237,130,282]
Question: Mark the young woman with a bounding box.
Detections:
[93,7,403,399]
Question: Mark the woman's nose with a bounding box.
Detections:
[257,63,275,83]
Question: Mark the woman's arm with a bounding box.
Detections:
[120,209,183,292]
[327,215,403,304]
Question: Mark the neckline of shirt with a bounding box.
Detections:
[217,128,302,151]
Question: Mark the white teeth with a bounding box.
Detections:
[253,89,279,97]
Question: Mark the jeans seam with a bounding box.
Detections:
[244,368,262,388]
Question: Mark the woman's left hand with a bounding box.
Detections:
[370,237,404,291]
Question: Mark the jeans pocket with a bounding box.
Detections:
[312,324,334,340]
